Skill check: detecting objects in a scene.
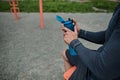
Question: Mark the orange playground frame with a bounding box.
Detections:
[9,0,44,29]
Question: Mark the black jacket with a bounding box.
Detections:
[69,3,120,80]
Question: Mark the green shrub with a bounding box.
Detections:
[0,0,118,12]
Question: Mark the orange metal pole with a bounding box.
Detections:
[39,0,44,29]
[12,0,18,20]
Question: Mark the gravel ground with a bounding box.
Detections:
[0,12,112,80]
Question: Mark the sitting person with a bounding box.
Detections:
[62,3,120,80]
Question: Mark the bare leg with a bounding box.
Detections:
[62,50,72,71]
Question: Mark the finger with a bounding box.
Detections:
[74,25,77,34]
[72,18,77,25]
[62,27,71,32]
[64,34,68,38]
[63,32,66,37]
[61,25,66,32]
[62,28,66,32]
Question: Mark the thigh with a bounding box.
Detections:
[66,49,81,66]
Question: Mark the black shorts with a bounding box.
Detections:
[66,49,81,66]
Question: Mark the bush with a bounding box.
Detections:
[0,0,118,12]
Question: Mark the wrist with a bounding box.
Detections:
[69,38,77,45]
[69,39,81,49]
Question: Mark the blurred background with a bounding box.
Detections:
[0,0,120,80]
[0,0,119,13]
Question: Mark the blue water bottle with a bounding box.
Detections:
[56,15,77,56]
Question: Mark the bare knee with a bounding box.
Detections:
[62,50,68,61]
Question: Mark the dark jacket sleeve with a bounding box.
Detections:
[70,29,120,79]
[78,29,106,44]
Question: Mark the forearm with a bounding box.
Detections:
[78,29,106,44]
[69,32,120,79]
[69,39,109,79]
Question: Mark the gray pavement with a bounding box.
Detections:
[0,12,112,80]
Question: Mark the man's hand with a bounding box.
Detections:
[62,25,78,45]
[72,18,80,33]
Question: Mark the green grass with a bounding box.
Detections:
[0,0,119,13]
